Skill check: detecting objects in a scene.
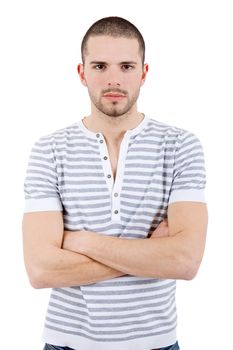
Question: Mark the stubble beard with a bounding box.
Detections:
[88,89,140,117]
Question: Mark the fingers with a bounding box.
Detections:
[150,220,169,238]
[157,220,168,228]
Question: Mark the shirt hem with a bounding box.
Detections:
[169,189,206,204]
[41,327,177,350]
[24,198,63,212]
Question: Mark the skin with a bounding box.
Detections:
[22,35,208,289]
[77,35,149,145]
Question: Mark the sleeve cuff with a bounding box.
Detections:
[169,189,206,204]
[24,197,63,213]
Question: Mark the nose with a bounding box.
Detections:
[108,82,120,86]
[106,66,121,87]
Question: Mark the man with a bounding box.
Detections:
[22,16,208,350]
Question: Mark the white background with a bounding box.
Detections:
[0,0,232,349]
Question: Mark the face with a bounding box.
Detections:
[78,35,148,117]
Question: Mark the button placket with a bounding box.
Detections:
[97,131,131,223]
[111,185,120,221]
[97,133,113,192]
[110,133,131,222]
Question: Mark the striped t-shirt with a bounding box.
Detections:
[24,115,206,350]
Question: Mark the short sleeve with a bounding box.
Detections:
[23,136,63,213]
[168,130,207,204]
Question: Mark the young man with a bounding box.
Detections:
[22,16,208,350]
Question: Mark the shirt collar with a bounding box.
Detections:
[77,114,149,139]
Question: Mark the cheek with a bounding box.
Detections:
[86,75,105,90]
[125,72,143,84]
[84,69,99,86]
[125,76,142,90]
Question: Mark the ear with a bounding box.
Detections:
[140,63,149,87]
[77,63,87,87]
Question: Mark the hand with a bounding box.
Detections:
[150,220,169,239]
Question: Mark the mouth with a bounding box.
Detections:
[103,93,126,101]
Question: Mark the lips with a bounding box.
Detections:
[103,95,126,102]
[103,93,126,97]
[103,92,126,102]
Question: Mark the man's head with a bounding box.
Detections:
[81,16,145,66]
[78,17,148,118]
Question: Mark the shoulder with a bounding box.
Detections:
[32,122,80,150]
[39,122,79,142]
[146,117,202,144]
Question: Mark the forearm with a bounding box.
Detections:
[64,231,194,280]
[29,246,125,289]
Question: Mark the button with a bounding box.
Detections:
[100,140,104,143]
[103,156,108,160]
[114,210,119,214]
[107,174,111,178]
[114,193,118,197]
[96,133,100,138]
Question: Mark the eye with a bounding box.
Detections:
[122,65,134,71]
[93,64,106,71]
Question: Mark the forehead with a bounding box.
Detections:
[85,35,141,62]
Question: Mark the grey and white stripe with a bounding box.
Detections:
[24,116,206,349]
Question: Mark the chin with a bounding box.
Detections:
[102,106,132,117]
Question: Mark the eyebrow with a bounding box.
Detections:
[89,61,138,65]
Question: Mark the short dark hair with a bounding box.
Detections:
[81,16,145,65]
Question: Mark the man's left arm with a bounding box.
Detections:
[63,201,208,280]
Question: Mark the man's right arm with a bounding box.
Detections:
[22,211,125,289]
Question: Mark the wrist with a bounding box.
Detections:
[77,231,97,255]
[63,230,97,255]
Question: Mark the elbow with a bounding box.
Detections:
[27,266,49,289]
[182,265,198,281]
[180,255,201,281]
